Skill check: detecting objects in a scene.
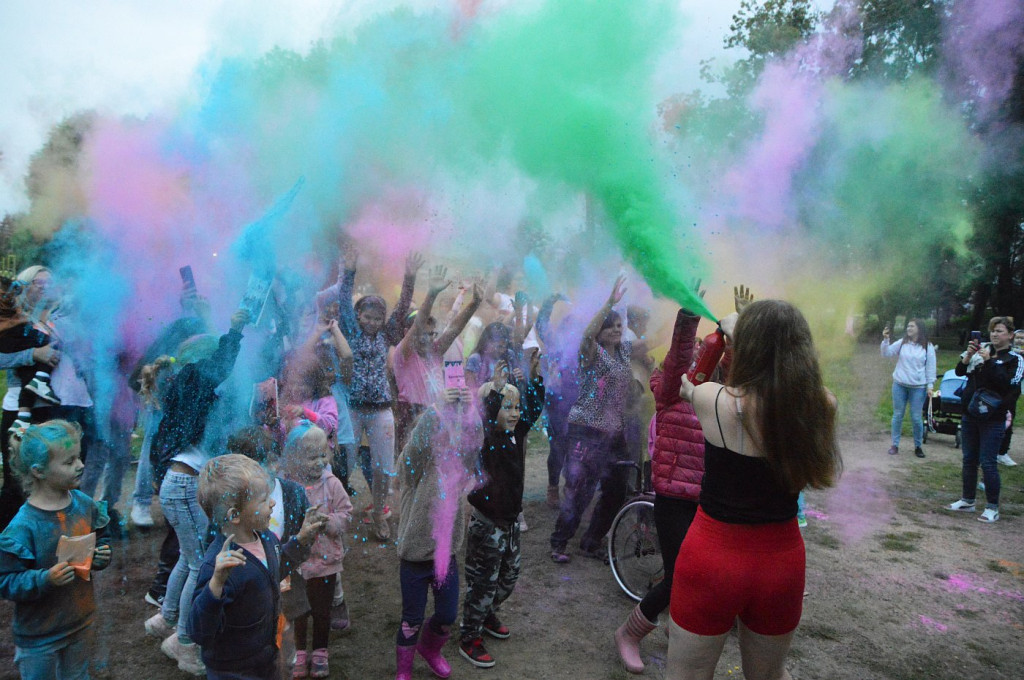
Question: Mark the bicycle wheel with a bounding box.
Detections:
[608,498,663,601]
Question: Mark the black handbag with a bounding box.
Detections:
[967,388,1002,420]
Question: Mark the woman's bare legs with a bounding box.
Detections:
[737,620,794,680]
[666,618,728,680]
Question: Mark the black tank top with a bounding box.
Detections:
[698,387,799,524]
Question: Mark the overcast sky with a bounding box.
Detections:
[0,1,830,215]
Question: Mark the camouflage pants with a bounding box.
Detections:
[459,510,521,640]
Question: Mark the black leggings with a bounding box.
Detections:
[638,494,698,622]
[294,574,337,651]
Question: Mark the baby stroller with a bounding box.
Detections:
[923,369,965,448]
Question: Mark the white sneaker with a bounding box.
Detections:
[131,502,155,527]
[978,507,999,523]
[518,511,528,533]
[145,612,174,638]
[161,633,205,676]
[947,499,976,512]
[996,454,1017,467]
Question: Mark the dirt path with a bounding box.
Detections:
[1,345,1021,679]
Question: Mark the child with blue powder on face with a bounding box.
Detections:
[394,385,483,680]
[188,454,327,680]
[279,422,353,678]
[328,245,421,541]
[0,420,112,680]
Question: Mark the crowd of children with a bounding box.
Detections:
[0,248,1015,680]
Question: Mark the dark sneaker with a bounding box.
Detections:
[459,636,495,668]
[550,550,570,564]
[483,613,510,639]
[887,446,898,456]
[25,377,61,405]
[914,447,925,458]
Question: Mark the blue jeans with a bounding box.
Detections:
[397,556,459,646]
[132,408,162,507]
[15,626,93,680]
[891,382,927,448]
[160,471,209,644]
[961,414,1003,507]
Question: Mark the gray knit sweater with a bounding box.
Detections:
[396,405,484,563]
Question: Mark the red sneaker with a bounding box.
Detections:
[482,613,510,639]
[458,636,495,668]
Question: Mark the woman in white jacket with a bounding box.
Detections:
[881,319,936,458]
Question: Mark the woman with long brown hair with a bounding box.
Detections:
[667,300,841,680]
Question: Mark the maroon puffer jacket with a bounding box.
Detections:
[650,310,705,501]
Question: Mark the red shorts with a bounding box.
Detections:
[670,507,805,636]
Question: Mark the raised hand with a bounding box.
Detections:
[733,284,753,313]
[491,360,509,393]
[230,309,251,332]
[529,350,542,380]
[882,326,891,341]
[405,251,426,277]
[210,534,246,598]
[428,265,450,296]
[608,275,627,307]
[340,244,359,272]
[470,282,484,306]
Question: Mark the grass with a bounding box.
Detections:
[880,531,923,552]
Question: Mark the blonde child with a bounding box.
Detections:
[280,423,353,678]
[189,454,326,680]
[394,387,483,680]
[0,420,112,679]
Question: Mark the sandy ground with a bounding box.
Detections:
[1,343,1022,679]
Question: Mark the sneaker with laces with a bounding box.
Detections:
[550,550,570,564]
[483,613,510,639]
[947,499,976,512]
[144,591,164,608]
[978,507,999,523]
[914,447,925,458]
[293,650,308,678]
[996,454,1017,467]
[459,636,496,668]
[131,502,155,528]
[145,612,174,638]
[309,648,329,678]
[161,633,205,676]
[25,377,61,405]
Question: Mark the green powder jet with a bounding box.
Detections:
[190,3,715,317]
[453,0,715,319]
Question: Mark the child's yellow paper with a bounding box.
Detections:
[57,533,96,581]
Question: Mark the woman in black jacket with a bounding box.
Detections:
[947,316,1023,523]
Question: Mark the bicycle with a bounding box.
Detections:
[607,460,663,601]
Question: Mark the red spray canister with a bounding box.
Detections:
[687,326,726,385]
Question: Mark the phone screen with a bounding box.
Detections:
[179,265,196,291]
